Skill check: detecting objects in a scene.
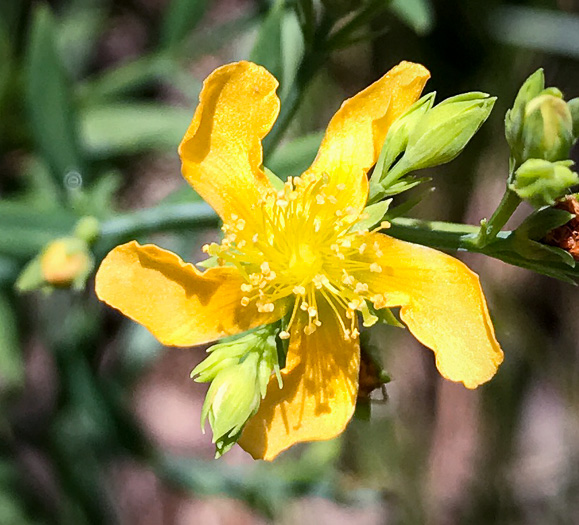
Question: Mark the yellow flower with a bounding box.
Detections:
[95,61,504,460]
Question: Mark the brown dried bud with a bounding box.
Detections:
[544,196,579,260]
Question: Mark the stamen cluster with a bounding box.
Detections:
[203,174,389,340]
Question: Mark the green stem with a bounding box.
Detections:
[99,202,218,242]
[389,217,484,252]
[478,189,521,246]
[389,216,579,282]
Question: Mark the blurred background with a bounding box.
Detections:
[1,0,579,523]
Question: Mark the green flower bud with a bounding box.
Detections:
[521,93,574,162]
[505,69,545,157]
[191,339,250,383]
[380,92,495,188]
[375,92,435,177]
[192,326,281,457]
[505,69,577,165]
[509,159,579,208]
[568,97,579,139]
[201,353,261,444]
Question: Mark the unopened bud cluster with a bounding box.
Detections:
[506,69,579,207]
[370,91,495,199]
[191,325,282,457]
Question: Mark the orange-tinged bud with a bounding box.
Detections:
[40,240,91,286]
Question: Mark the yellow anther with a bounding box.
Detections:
[336,183,346,191]
[307,306,317,317]
[328,195,338,204]
[293,285,306,295]
[313,274,327,289]
[373,242,383,257]
[371,293,387,309]
[358,243,367,254]
[316,195,326,205]
[260,261,271,274]
[257,302,275,313]
[304,325,317,335]
[355,282,369,294]
[370,263,382,273]
[252,233,259,242]
[300,302,309,311]
[348,299,362,310]
[342,273,355,286]
[279,330,290,340]
[240,283,252,292]
[237,240,246,249]
[202,244,210,253]
[340,239,351,248]
[236,219,246,230]
[241,297,250,307]
[276,199,289,208]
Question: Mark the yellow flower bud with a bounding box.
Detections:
[40,239,91,286]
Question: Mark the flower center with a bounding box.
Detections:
[203,173,389,340]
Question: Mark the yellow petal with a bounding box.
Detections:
[95,241,282,347]
[304,61,430,214]
[239,299,360,460]
[178,61,280,222]
[355,233,503,389]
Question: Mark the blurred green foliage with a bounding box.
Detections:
[1,0,579,524]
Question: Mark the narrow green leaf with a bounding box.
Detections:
[386,187,435,220]
[0,19,11,110]
[80,103,191,158]
[251,0,285,85]
[57,6,105,77]
[78,54,175,104]
[0,0,24,41]
[25,4,85,186]
[0,256,18,287]
[389,0,434,35]
[280,9,304,99]
[295,0,315,47]
[516,207,574,240]
[0,292,24,394]
[161,0,210,50]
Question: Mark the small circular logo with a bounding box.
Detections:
[64,171,83,190]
